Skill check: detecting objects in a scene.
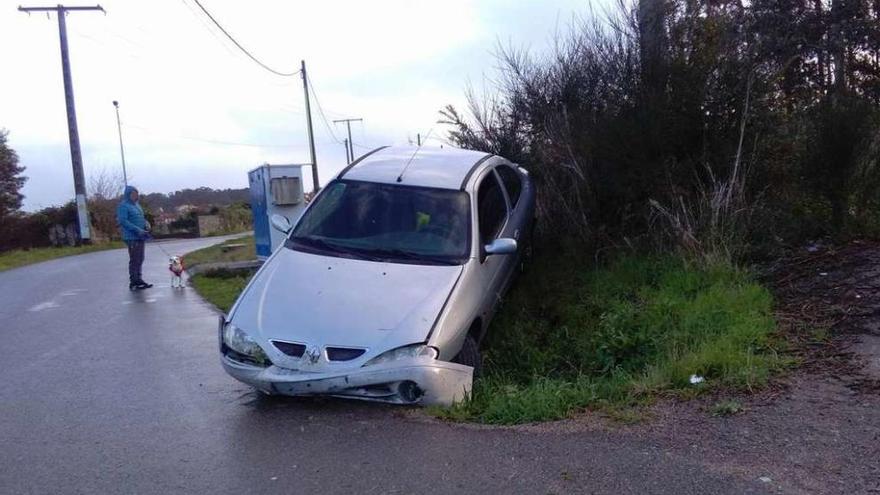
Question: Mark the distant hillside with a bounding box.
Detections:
[140,187,249,211]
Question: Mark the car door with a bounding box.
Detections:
[494,164,525,296]
[474,168,511,318]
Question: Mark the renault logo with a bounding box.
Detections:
[304,345,321,364]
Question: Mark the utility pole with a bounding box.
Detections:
[417,133,421,146]
[19,4,104,243]
[342,138,351,164]
[333,117,363,164]
[112,100,127,187]
[301,60,319,192]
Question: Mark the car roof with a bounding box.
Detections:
[338,146,493,190]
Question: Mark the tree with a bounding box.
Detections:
[87,167,126,240]
[442,0,880,254]
[0,129,27,219]
[87,167,124,201]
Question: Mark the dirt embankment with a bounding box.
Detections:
[770,241,880,389]
[584,242,880,494]
[642,242,880,493]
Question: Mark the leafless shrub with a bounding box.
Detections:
[87,167,126,240]
[88,167,125,201]
[442,9,641,242]
[649,166,753,265]
[649,71,757,263]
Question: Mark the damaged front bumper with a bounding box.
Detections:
[221,354,473,406]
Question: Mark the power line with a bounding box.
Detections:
[351,141,374,150]
[351,122,376,150]
[123,123,297,148]
[306,73,344,144]
[189,0,299,77]
[179,0,239,59]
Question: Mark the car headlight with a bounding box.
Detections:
[362,344,438,367]
[222,322,270,365]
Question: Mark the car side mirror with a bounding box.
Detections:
[270,214,292,234]
[484,238,517,256]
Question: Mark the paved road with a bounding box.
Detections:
[0,238,770,494]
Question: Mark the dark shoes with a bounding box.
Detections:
[129,281,154,291]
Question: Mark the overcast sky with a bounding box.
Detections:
[2,0,588,210]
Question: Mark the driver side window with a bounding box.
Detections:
[477,171,508,246]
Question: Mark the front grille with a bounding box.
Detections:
[326,347,366,361]
[272,340,306,357]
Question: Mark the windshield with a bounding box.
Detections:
[287,180,471,265]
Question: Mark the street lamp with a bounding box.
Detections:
[112,100,128,187]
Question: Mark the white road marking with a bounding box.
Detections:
[28,301,60,312]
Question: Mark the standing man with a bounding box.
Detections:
[117,185,153,290]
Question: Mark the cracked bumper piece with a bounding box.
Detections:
[221,355,473,406]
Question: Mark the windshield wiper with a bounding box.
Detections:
[289,236,382,261]
[290,235,335,251]
[291,237,457,265]
[366,248,458,265]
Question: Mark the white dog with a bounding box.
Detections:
[169,256,185,288]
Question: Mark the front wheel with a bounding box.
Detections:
[453,335,482,378]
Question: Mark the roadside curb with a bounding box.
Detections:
[186,259,262,276]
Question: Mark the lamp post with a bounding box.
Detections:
[112,100,128,187]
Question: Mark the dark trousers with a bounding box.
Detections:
[126,240,145,284]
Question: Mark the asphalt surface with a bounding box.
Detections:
[0,238,772,494]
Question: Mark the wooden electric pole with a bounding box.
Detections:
[300,60,320,192]
[342,138,351,164]
[333,117,363,164]
[19,4,105,243]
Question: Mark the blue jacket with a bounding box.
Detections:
[117,186,147,241]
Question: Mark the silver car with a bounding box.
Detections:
[219,146,535,405]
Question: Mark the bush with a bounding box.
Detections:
[218,202,252,234]
[442,0,880,259]
[169,211,198,232]
[0,202,79,251]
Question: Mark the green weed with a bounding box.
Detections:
[0,241,124,272]
[436,253,781,424]
[809,327,830,344]
[190,270,254,313]
[183,236,255,267]
[710,399,745,416]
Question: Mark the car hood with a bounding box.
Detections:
[229,247,462,353]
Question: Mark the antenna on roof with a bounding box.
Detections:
[396,125,437,183]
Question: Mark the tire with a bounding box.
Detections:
[453,334,483,378]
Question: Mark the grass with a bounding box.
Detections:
[710,399,745,416]
[183,235,255,267]
[433,253,781,424]
[809,327,830,344]
[185,236,257,313]
[0,241,125,272]
[190,269,254,313]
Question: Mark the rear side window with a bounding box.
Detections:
[496,165,522,208]
[477,172,507,245]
